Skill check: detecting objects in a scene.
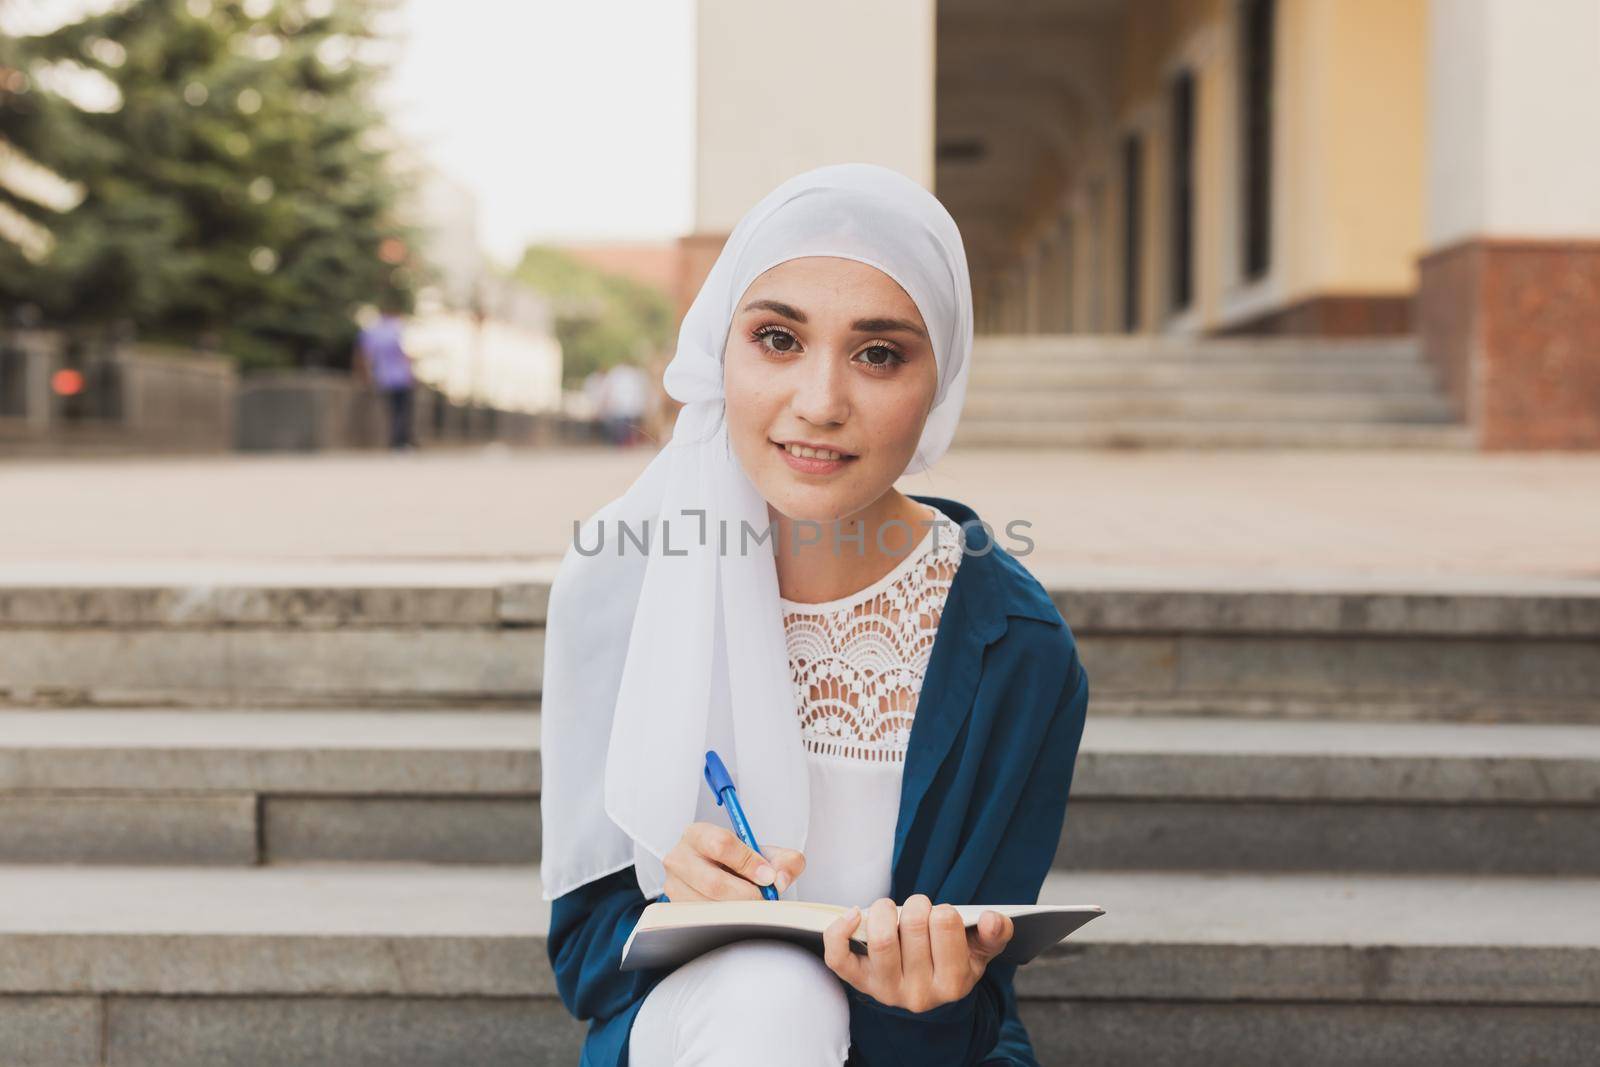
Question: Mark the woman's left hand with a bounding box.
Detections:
[820,893,1014,1012]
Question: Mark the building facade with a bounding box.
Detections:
[683,0,1600,449]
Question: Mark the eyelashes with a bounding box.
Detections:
[748,325,799,354]
[748,324,908,373]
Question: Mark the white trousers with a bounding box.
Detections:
[628,940,852,1065]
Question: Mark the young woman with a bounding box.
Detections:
[541,163,1090,1066]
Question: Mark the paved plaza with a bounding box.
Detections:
[2,443,1596,586]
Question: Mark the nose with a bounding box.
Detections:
[789,346,850,427]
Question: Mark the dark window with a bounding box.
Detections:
[0,343,25,417]
[1170,69,1196,312]
[1121,134,1143,333]
[1061,219,1076,332]
[1240,0,1275,280]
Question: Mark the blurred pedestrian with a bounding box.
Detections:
[597,361,649,446]
[353,299,417,451]
[582,368,609,443]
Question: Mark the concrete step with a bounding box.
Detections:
[3,574,1597,720]
[972,335,1425,365]
[0,567,549,708]
[0,709,537,865]
[951,419,1476,449]
[1,863,1593,1065]
[961,391,1459,423]
[960,336,1458,449]
[1063,716,1600,873]
[5,709,1597,874]
[968,362,1443,391]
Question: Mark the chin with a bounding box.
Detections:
[765,488,845,524]
[759,476,864,524]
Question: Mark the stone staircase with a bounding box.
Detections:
[2,573,1598,1065]
[956,336,1474,449]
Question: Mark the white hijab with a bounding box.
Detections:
[539,162,975,901]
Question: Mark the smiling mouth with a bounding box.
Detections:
[772,440,858,462]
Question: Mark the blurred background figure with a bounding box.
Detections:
[353,300,417,451]
[582,367,609,426]
[596,360,649,447]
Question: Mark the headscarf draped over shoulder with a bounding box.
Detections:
[539,162,975,900]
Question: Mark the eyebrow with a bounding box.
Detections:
[740,299,929,341]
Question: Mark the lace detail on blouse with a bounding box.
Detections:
[780,516,963,763]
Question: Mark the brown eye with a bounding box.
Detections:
[751,325,798,353]
[853,343,906,372]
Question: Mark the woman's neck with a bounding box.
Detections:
[769,491,941,605]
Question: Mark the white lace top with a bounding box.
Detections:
[777,510,963,906]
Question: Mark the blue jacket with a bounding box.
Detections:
[547,493,1091,1066]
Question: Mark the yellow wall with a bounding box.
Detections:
[1117,0,1228,115]
[1279,0,1426,299]
[1098,0,1426,333]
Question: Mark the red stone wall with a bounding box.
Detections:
[673,232,729,324]
[1420,238,1600,449]
[1416,241,1481,423]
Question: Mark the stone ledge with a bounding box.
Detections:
[3,576,1598,636]
[0,630,541,705]
[103,997,583,1067]
[0,709,539,793]
[1017,1000,1600,1067]
[1048,587,1600,637]
[0,586,503,629]
[1073,716,1600,803]
[1,865,1594,1004]
[15,994,1599,1067]
[10,710,1600,870]
[7,710,1600,804]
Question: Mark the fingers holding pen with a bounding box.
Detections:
[662,851,759,901]
[699,822,804,893]
[664,823,760,900]
[763,845,806,894]
[662,821,806,900]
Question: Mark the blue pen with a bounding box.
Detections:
[656,749,780,903]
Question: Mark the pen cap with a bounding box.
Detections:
[703,749,735,805]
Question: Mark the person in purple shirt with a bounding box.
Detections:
[353,302,417,450]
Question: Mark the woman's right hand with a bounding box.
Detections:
[662,821,806,901]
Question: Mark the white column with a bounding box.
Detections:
[1427,0,1600,245]
[694,0,937,232]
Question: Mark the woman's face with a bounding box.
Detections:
[723,256,939,523]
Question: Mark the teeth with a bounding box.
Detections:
[785,443,845,460]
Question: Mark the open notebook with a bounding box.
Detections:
[619,900,1104,972]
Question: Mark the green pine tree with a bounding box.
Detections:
[0,0,422,370]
